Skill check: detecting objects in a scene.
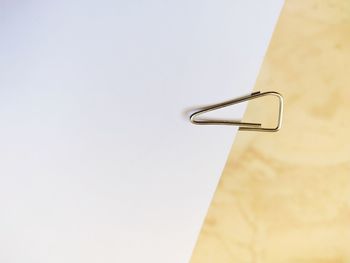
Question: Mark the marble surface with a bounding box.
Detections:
[190,0,350,262]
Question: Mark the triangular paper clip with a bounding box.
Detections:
[190,91,283,132]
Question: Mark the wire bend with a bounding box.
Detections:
[189,91,283,132]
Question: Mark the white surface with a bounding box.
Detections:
[0,1,283,263]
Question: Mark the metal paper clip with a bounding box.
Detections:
[189,91,283,132]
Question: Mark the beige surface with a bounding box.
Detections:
[190,1,350,262]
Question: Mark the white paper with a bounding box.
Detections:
[0,1,283,262]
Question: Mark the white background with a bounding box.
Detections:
[0,1,283,262]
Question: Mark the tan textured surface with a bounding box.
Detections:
[190,1,350,262]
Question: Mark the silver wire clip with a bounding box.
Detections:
[189,91,283,132]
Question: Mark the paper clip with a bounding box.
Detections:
[190,91,283,132]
